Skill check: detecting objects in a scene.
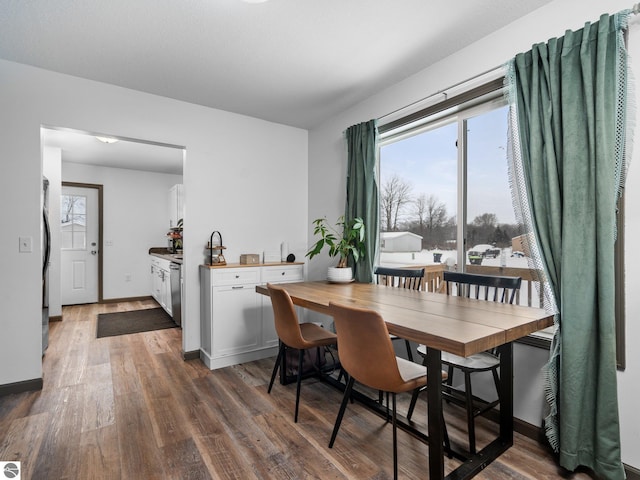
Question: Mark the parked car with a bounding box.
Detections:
[484,248,501,259]
[468,251,483,265]
[511,250,525,258]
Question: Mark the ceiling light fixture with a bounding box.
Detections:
[95,136,119,144]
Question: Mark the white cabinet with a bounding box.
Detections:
[200,263,304,370]
[150,256,172,316]
[168,184,184,228]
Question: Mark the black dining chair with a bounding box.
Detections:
[407,271,522,455]
[374,266,425,362]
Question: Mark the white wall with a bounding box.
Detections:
[0,58,308,386]
[307,0,639,469]
[61,162,183,300]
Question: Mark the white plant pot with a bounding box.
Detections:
[327,266,353,283]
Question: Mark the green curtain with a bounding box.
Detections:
[345,119,379,283]
[506,12,630,480]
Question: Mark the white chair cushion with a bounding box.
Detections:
[416,344,499,370]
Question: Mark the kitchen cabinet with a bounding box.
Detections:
[200,263,304,370]
[150,255,172,316]
[168,184,184,228]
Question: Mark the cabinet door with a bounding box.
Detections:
[151,264,162,303]
[212,285,261,357]
[261,296,280,348]
[168,184,184,228]
[161,268,172,316]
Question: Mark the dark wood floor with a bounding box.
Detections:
[0,300,594,479]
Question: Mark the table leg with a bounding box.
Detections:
[426,347,444,479]
[498,342,514,445]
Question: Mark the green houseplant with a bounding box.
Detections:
[306,216,365,269]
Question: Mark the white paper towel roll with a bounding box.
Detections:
[280,242,288,262]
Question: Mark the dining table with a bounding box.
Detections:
[256,280,554,480]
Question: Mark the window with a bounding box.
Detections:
[378,82,550,344]
[60,194,87,250]
[378,77,625,360]
[379,93,528,269]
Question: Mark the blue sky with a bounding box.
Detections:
[380,105,516,225]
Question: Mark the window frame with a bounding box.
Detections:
[377,78,626,363]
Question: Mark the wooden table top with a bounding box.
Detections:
[256,281,554,358]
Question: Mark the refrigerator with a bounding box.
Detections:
[42,176,51,355]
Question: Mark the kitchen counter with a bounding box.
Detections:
[201,261,303,269]
[149,247,183,264]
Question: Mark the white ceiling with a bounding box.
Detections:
[2,0,551,174]
[42,128,185,176]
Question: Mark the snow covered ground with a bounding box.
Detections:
[379,246,531,270]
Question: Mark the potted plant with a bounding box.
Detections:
[306,216,365,282]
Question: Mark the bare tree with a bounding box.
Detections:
[468,213,499,246]
[380,174,412,231]
[472,213,498,228]
[61,195,83,223]
[414,194,448,248]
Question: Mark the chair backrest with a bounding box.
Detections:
[266,283,308,349]
[328,302,408,392]
[443,271,522,304]
[374,266,425,291]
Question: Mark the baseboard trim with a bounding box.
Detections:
[182,350,200,361]
[513,417,547,444]
[49,315,62,322]
[100,295,154,304]
[0,377,43,397]
[625,464,640,480]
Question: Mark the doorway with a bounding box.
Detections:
[60,183,103,305]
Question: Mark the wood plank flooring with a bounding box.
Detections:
[0,301,595,479]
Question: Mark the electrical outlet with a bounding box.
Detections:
[125,273,132,282]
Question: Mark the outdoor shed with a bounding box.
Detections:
[380,232,423,252]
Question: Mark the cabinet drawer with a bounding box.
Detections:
[262,265,304,283]
[211,268,260,286]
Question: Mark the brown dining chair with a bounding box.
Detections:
[407,271,522,454]
[374,266,425,362]
[266,283,338,423]
[327,301,448,480]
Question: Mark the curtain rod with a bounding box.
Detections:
[377,65,504,123]
[379,5,638,124]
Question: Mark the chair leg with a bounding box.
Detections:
[404,339,413,362]
[464,371,476,454]
[329,376,355,448]
[406,386,422,421]
[442,411,452,457]
[268,343,286,394]
[294,348,305,423]
[392,392,398,480]
[444,364,454,404]
[492,367,501,404]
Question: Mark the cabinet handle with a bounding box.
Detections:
[232,286,244,290]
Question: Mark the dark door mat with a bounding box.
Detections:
[97,308,177,338]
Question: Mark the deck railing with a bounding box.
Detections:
[394,263,544,308]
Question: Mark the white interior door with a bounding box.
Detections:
[60,185,99,305]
